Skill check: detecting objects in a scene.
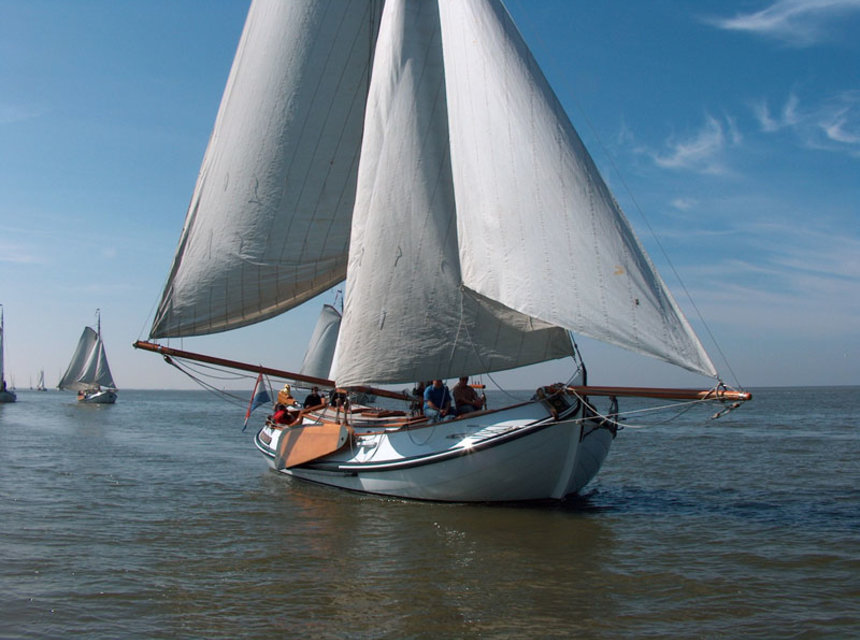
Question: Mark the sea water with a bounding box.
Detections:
[0,387,857,639]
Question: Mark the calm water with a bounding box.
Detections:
[0,386,857,639]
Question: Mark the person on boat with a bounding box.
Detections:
[303,386,323,408]
[423,379,453,423]
[453,376,485,415]
[277,384,295,406]
[329,388,348,408]
[270,404,294,425]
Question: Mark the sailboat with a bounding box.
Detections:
[0,305,16,403]
[135,0,749,502]
[36,370,47,392]
[301,303,375,405]
[59,310,118,404]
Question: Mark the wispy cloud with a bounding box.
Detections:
[670,197,698,211]
[753,90,860,156]
[0,103,44,125]
[706,0,860,47]
[650,115,740,174]
[0,241,45,265]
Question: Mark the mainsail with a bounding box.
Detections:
[151,0,718,388]
[59,327,116,392]
[150,0,384,338]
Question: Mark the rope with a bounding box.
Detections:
[161,356,255,408]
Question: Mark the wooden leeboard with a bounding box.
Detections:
[275,421,349,470]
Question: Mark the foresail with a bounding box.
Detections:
[330,0,574,387]
[151,0,384,338]
[299,304,342,380]
[439,0,717,377]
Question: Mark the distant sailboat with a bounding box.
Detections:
[136,0,749,502]
[36,370,47,392]
[0,305,16,403]
[300,303,375,405]
[59,309,117,404]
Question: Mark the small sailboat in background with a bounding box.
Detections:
[35,370,47,392]
[136,0,749,502]
[300,302,375,406]
[0,305,16,403]
[59,309,117,404]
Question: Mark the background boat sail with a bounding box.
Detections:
[0,305,16,403]
[137,0,749,501]
[59,310,118,404]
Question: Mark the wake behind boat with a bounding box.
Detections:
[135,0,749,502]
[60,309,118,404]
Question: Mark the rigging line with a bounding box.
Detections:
[507,1,740,389]
[169,357,257,382]
[162,357,249,408]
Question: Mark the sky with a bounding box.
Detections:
[1,0,858,392]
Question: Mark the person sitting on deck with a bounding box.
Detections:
[303,386,323,409]
[453,376,485,415]
[423,379,454,423]
[270,404,294,425]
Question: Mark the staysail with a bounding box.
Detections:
[151,0,717,389]
[59,327,116,392]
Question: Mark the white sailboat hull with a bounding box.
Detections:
[255,398,616,502]
[78,389,117,404]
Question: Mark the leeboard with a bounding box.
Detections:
[275,421,349,470]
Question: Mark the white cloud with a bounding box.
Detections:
[0,241,44,265]
[753,90,860,156]
[671,198,698,211]
[650,115,739,174]
[707,0,860,47]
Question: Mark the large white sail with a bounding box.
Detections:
[330,0,715,385]
[440,1,716,377]
[330,0,574,386]
[152,0,718,388]
[151,0,384,338]
[59,327,117,392]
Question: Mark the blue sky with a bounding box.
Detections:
[1,0,858,391]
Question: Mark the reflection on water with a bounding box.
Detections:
[0,388,858,639]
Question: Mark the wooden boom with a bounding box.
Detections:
[567,385,751,402]
[132,340,410,401]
